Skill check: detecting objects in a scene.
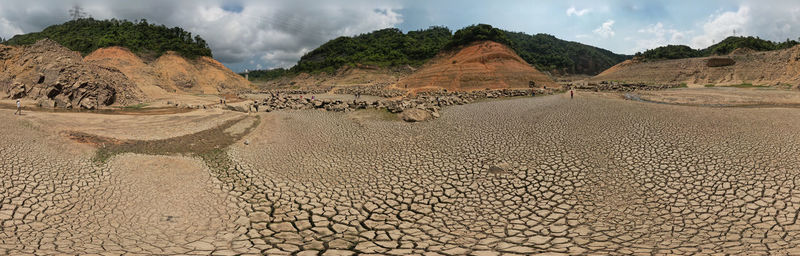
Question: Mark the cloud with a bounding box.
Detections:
[0,17,23,39]
[566,6,590,17]
[691,6,750,48]
[593,20,615,38]
[630,22,690,52]
[0,0,403,71]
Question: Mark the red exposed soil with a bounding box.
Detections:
[394,41,556,92]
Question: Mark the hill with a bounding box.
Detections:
[247,24,629,81]
[292,26,452,74]
[85,47,250,97]
[591,44,800,87]
[3,18,212,59]
[506,32,630,75]
[0,39,145,109]
[395,41,556,92]
[1,38,251,109]
[636,36,799,60]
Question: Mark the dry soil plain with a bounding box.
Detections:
[2,92,800,255]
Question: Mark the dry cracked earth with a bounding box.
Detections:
[2,94,800,255]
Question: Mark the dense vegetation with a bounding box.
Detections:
[245,24,632,80]
[3,18,212,58]
[246,68,291,81]
[444,24,512,50]
[636,36,800,60]
[506,32,629,75]
[292,26,452,74]
[636,45,702,60]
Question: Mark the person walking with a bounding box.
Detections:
[14,99,21,115]
[570,90,574,99]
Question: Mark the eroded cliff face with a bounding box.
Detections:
[395,41,557,92]
[0,39,144,109]
[592,45,800,87]
[85,47,252,98]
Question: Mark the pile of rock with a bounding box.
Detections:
[577,82,681,92]
[251,87,332,95]
[230,88,560,122]
[335,83,406,98]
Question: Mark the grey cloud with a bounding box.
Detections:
[0,0,403,71]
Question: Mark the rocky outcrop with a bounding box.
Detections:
[0,39,143,109]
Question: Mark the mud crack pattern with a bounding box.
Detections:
[2,95,800,255]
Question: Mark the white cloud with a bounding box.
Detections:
[566,6,590,17]
[593,20,615,38]
[0,17,23,39]
[630,22,691,52]
[691,6,750,48]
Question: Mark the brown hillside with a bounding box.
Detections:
[395,41,556,92]
[0,39,144,109]
[592,45,800,87]
[86,49,251,96]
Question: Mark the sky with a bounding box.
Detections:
[1,0,799,72]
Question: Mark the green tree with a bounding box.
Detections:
[4,18,213,59]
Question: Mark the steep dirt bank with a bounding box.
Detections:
[85,47,252,97]
[1,39,252,109]
[592,45,800,87]
[0,39,144,109]
[394,41,557,92]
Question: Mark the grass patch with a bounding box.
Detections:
[678,83,688,88]
[80,116,260,164]
[704,84,715,87]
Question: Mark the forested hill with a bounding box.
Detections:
[637,36,800,60]
[249,24,629,80]
[3,18,212,58]
[292,26,452,74]
[506,32,630,75]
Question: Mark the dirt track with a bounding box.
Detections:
[2,93,800,254]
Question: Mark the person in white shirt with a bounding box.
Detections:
[14,99,21,115]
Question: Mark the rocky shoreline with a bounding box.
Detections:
[228,88,561,122]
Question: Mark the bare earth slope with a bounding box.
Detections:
[85,48,252,96]
[592,45,800,87]
[0,39,144,109]
[395,41,556,92]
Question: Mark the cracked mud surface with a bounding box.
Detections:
[3,94,800,255]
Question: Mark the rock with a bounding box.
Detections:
[37,98,55,108]
[399,108,433,122]
[244,140,250,145]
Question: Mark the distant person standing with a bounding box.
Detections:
[14,99,21,115]
[570,90,574,99]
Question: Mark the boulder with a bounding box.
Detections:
[399,108,433,122]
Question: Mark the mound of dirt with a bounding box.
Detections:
[0,39,144,109]
[86,48,251,97]
[592,45,800,87]
[395,41,556,92]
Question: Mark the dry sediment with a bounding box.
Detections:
[4,94,800,254]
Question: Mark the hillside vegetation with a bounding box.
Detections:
[506,32,629,75]
[247,24,629,81]
[637,36,800,60]
[3,18,212,58]
[293,27,452,74]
